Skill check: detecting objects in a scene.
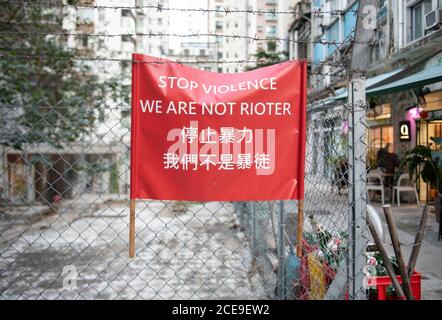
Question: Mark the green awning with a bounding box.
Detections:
[333,67,404,101]
[367,63,442,97]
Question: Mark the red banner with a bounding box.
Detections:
[130,54,306,201]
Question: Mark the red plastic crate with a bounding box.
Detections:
[367,272,421,300]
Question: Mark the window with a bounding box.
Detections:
[417,119,442,201]
[267,41,276,52]
[325,20,339,56]
[410,0,433,41]
[265,12,276,20]
[313,37,325,63]
[78,34,88,47]
[367,103,391,121]
[215,21,223,31]
[158,18,163,25]
[121,9,132,17]
[121,61,130,72]
[344,1,359,39]
[266,25,277,37]
[99,12,105,23]
[215,5,223,17]
[424,0,433,12]
[368,126,394,163]
[371,27,387,63]
[313,0,324,7]
[199,49,206,56]
[412,2,424,40]
[378,0,387,20]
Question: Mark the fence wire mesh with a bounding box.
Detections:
[0,100,368,300]
[0,0,370,300]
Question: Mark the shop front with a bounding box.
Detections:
[367,103,394,168]
[416,90,442,202]
[366,54,442,203]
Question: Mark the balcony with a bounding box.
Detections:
[75,47,95,57]
[121,15,136,33]
[265,12,277,22]
[78,0,94,5]
[76,19,94,33]
[266,26,277,38]
[76,8,95,32]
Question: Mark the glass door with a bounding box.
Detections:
[417,120,442,202]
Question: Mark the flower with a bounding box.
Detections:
[367,257,377,266]
[326,237,341,254]
[341,120,349,135]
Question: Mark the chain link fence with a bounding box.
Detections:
[0,0,372,300]
[0,98,369,300]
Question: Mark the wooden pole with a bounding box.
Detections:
[129,199,136,258]
[296,199,304,258]
[367,214,406,299]
[407,204,430,278]
[382,205,413,300]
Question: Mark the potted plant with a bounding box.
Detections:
[406,145,441,224]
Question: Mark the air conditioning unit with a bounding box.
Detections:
[425,9,442,30]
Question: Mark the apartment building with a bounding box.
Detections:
[289,0,442,202]
[167,0,218,71]
[246,0,294,61]
[63,0,169,89]
[170,0,295,72]
[168,0,249,73]
[9,0,174,202]
[207,0,249,73]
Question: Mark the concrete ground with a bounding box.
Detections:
[370,202,442,300]
[1,194,440,300]
[0,200,264,299]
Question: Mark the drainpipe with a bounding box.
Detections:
[399,0,404,48]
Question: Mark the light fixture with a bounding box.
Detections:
[406,106,423,120]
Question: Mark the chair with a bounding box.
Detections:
[367,171,385,205]
[392,173,419,207]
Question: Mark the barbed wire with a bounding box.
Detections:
[0,30,369,46]
[0,1,359,103]
[0,51,349,68]
[1,0,356,16]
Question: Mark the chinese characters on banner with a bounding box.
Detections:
[130,54,307,201]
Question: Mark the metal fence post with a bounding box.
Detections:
[348,78,367,300]
[348,0,378,300]
[276,200,286,299]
